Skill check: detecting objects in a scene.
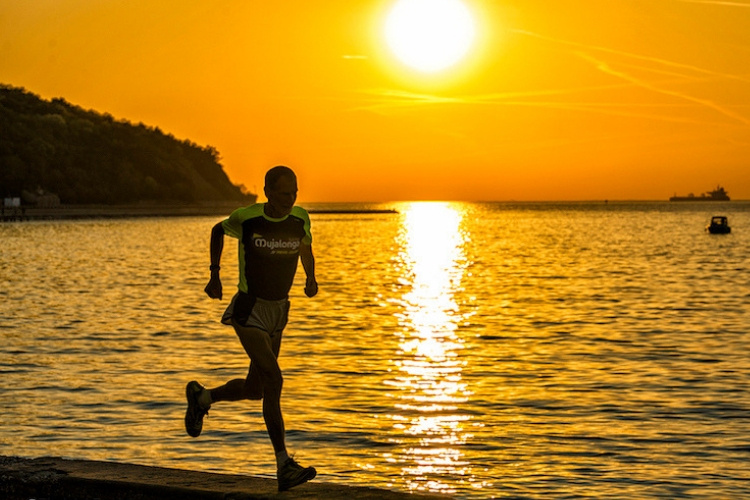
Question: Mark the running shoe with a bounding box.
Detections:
[277,457,317,492]
[184,380,210,437]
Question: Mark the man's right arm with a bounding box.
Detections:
[204,221,225,299]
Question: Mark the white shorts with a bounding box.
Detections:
[222,293,290,336]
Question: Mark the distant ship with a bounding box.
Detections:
[670,185,730,202]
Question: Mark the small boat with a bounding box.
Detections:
[706,215,731,234]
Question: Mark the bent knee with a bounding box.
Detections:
[261,369,283,392]
[241,386,264,400]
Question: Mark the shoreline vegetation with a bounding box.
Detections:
[1,84,255,207]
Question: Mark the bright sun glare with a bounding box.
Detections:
[385,0,476,73]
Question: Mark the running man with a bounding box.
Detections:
[184,165,318,492]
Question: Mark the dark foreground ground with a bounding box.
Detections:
[1,456,450,500]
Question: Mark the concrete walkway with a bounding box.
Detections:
[1,456,451,500]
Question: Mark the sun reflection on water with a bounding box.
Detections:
[386,202,475,494]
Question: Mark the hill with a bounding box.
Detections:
[0,84,255,205]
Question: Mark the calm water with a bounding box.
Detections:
[2,201,749,499]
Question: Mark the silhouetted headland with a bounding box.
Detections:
[0,85,402,222]
[1,84,255,208]
[0,456,450,500]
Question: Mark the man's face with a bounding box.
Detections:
[265,174,298,217]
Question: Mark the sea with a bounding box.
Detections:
[1,201,749,499]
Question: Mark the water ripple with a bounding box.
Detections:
[2,206,750,498]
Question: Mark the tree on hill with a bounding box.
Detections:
[0,84,255,205]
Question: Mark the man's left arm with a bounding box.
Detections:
[300,243,318,298]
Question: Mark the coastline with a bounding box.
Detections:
[1,204,398,222]
[0,456,450,500]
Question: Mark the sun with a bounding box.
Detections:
[385,0,476,73]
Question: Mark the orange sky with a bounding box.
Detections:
[2,0,749,201]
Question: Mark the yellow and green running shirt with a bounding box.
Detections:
[221,204,312,300]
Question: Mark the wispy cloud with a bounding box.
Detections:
[673,0,750,7]
[512,29,750,124]
[350,89,467,110]
[355,84,637,110]
[351,87,731,125]
[514,29,750,83]
[349,27,749,125]
[576,52,750,124]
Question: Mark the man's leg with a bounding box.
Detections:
[208,363,263,402]
[232,322,286,454]
[232,322,314,491]
[185,332,275,438]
